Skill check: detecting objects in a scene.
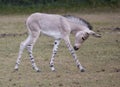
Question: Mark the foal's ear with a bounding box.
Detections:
[88,30,101,38]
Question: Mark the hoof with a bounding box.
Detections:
[36,69,41,72]
[13,69,18,73]
[77,65,85,72]
[80,68,85,72]
[14,68,18,71]
[52,69,56,72]
[51,67,55,72]
[33,67,40,72]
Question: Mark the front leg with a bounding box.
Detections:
[50,39,61,71]
[64,36,85,72]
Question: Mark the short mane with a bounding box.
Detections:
[63,15,93,30]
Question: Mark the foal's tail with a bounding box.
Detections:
[88,30,101,38]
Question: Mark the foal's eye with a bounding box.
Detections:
[82,37,85,40]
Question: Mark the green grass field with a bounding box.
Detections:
[0,12,120,87]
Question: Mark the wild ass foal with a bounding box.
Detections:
[14,13,101,72]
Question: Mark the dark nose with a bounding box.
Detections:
[74,46,79,51]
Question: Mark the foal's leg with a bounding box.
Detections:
[14,35,32,70]
[15,31,40,72]
[50,39,61,71]
[26,44,39,72]
[26,45,40,72]
[64,36,85,72]
[26,32,40,72]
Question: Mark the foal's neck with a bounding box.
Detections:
[70,24,89,35]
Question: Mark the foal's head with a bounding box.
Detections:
[74,30,89,50]
[63,15,92,50]
[74,30,101,51]
[63,15,101,51]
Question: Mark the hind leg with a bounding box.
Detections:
[15,31,40,72]
[26,44,40,72]
[26,34,40,72]
[14,35,32,70]
[26,31,40,72]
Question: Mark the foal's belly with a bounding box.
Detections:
[41,30,62,39]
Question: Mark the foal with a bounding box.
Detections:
[14,13,101,72]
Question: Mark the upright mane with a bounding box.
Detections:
[63,15,93,30]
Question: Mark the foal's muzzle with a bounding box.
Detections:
[74,46,79,51]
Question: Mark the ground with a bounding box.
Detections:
[0,12,120,87]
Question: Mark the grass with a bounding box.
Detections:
[0,12,120,87]
[0,4,120,15]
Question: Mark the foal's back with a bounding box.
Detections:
[26,13,69,39]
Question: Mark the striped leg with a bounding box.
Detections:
[15,31,40,72]
[26,31,40,72]
[64,36,85,72]
[26,44,40,72]
[14,35,31,71]
[50,39,61,71]
[14,42,26,70]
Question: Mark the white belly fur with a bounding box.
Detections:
[41,30,62,39]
